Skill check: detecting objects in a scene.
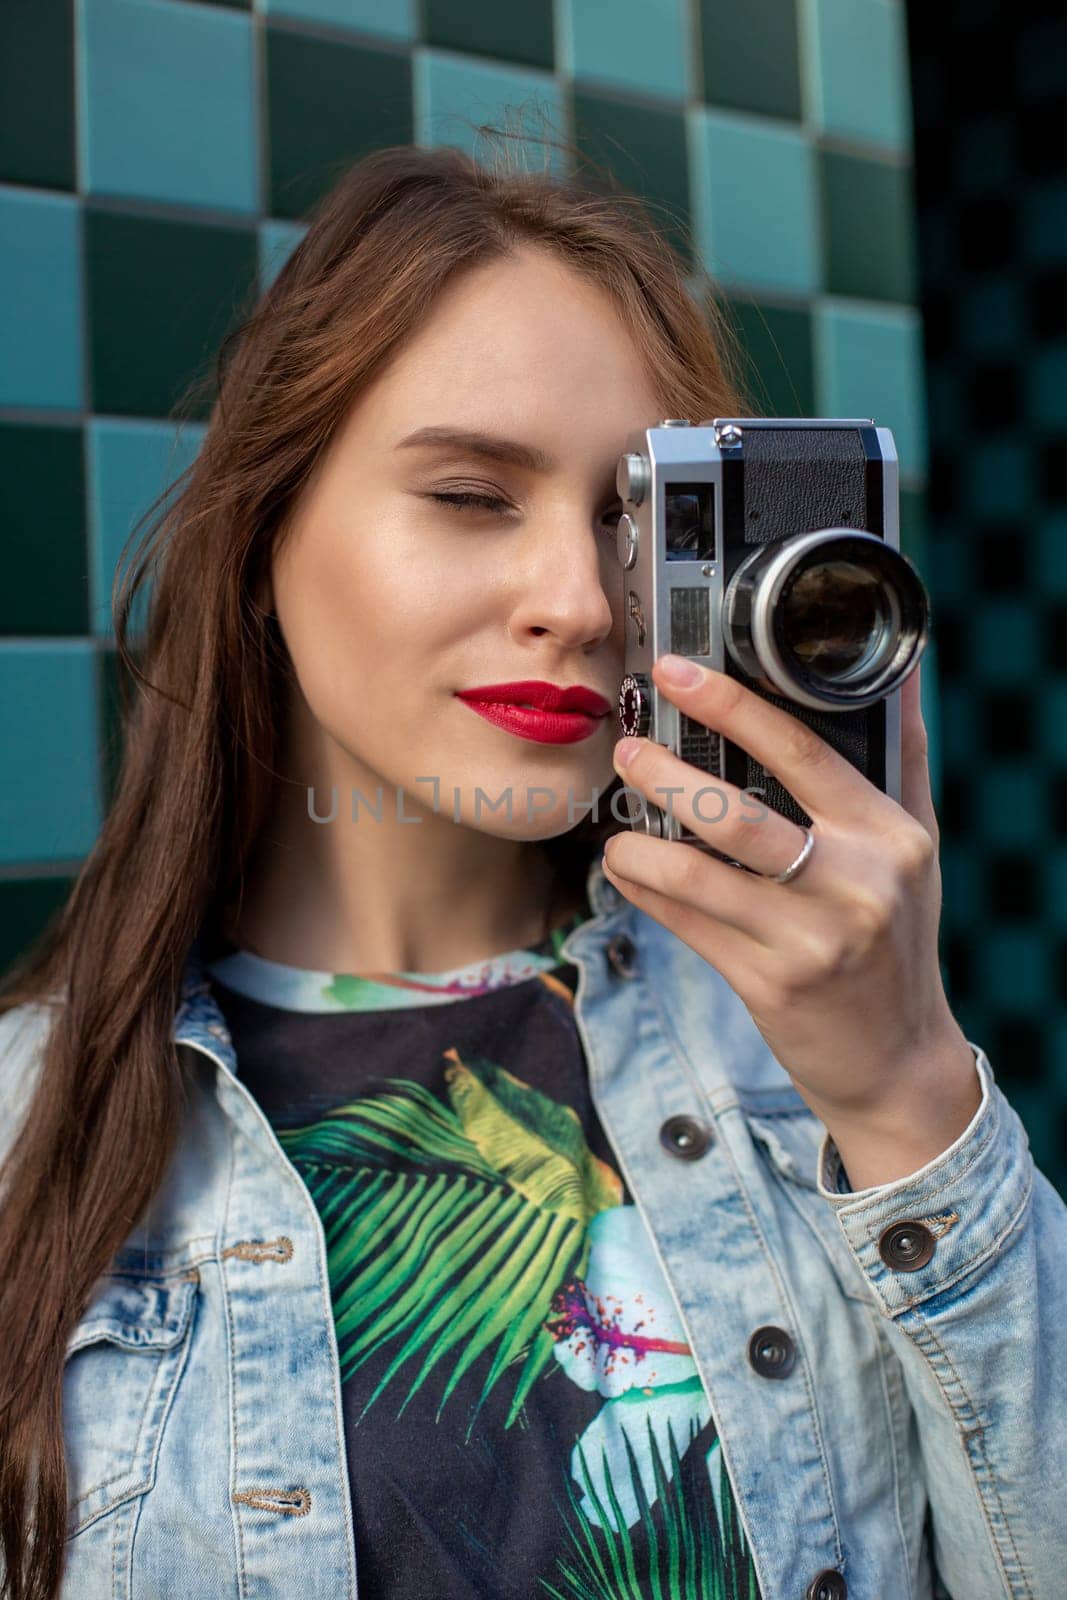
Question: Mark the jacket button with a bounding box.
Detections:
[605,933,637,978]
[747,1324,796,1379]
[806,1571,847,1600]
[659,1114,713,1161]
[878,1220,936,1272]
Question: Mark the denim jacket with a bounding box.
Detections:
[1,847,1064,1600]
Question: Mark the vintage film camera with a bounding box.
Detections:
[614,418,930,867]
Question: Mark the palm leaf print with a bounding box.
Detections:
[539,1417,760,1600]
[275,1051,624,1441]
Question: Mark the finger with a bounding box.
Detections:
[611,737,814,882]
[899,659,939,845]
[600,855,775,991]
[603,831,783,944]
[651,656,898,827]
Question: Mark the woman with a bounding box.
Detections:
[0,137,1063,1600]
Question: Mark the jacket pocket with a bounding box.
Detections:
[63,1267,199,1539]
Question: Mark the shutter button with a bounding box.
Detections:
[605,933,638,978]
[747,1325,796,1379]
[806,1571,847,1600]
[878,1220,936,1272]
[659,1115,712,1161]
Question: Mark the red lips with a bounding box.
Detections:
[455,681,613,716]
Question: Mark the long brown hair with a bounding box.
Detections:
[0,127,756,1597]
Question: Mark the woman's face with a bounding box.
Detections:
[269,243,666,842]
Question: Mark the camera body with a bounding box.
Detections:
[615,417,930,864]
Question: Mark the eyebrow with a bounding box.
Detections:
[393,426,556,474]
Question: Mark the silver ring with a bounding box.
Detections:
[769,827,815,885]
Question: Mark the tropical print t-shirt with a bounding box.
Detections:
[205,909,763,1600]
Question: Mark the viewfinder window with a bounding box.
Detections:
[665,484,716,560]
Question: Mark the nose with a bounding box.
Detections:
[506,520,621,651]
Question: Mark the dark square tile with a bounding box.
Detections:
[0,0,75,190]
[820,151,917,304]
[1029,267,1067,340]
[941,928,974,1004]
[1038,435,1067,505]
[571,90,691,268]
[980,686,1034,757]
[725,300,815,419]
[422,0,553,72]
[0,876,75,978]
[0,425,88,634]
[987,850,1040,919]
[899,485,928,571]
[699,0,801,122]
[956,192,1017,273]
[85,208,258,419]
[1042,602,1067,671]
[266,28,412,221]
[975,523,1027,593]
[968,361,1021,430]
[989,1013,1045,1086]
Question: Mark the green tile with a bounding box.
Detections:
[724,299,815,418]
[0,877,75,980]
[820,150,918,304]
[571,89,691,268]
[0,425,88,635]
[422,0,553,73]
[266,28,413,220]
[699,0,801,122]
[85,207,258,419]
[0,0,76,190]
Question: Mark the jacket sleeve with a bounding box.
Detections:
[816,1041,1067,1598]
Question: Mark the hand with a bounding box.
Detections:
[602,654,973,1131]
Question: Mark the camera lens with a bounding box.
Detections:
[722,529,928,711]
[780,557,899,681]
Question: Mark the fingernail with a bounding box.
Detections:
[657,654,703,687]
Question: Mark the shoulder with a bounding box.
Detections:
[0,998,60,1171]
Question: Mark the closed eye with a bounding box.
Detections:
[428,491,624,531]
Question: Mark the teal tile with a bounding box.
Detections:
[0,425,88,636]
[806,0,910,152]
[1036,511,1067,595]
[952,115,1015,196]
[959,436,1032,522]
[699,0,801,122]
[559,0,690,102]
[977,929,1049,1013]
[259,219,309,291]
[0,877,76,979]
[725,299,815,417]
[415,50,565,175]
[969,599,1041,682]
[820,150,917,304]
[0,642,101,865]
[266,27,412,219]
[263,0,414,40]
[918,630,941,813]
[422,0,553,73]
[976,765,1046,849]
[938,838,981,923]
[0,188,82,408]
[1027,345,1067,430]
[87,419,207,640]
[82,0,257,213]
[85,207,258,418]
[957,276,1025,355]
[572,89,691,267]
[0,0,76,190]
[1022,180,1067,265]
[689,108,818,296]
[1039,682,1067,763]
[815,301,926,479]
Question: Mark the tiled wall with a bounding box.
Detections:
[907,0,1067,1194]
[2,3,936,1037]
